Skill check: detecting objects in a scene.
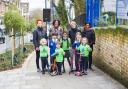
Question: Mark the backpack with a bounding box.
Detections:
[61,38,70,48]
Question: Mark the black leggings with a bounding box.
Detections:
[62,50,71,71]
[88,45,93,69]
[41,57,47,72]
[80,56,88,72]
[36,50,40,69]
[56,62,62,74]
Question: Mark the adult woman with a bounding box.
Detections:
[49,20,63,40]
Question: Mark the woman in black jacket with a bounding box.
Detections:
[33,19,47,72]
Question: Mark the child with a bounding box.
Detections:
[72,32,82,71]
[77,37,92,75]
[61,31,71,73]
[52,42,65,75]
[40,38,50,74]
[49,33,58,64]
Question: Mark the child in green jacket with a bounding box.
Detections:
[52,42,65,75]
[40,38,50,74]
[61,31,71,73]
[77,37,92,75]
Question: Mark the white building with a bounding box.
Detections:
[20,0,29,20]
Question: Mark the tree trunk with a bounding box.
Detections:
[21,28,24,49]
[11,28,15,66]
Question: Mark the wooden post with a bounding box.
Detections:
[11,28,15,66]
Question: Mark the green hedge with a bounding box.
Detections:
[0,44,34,71]
[95,26,128,37]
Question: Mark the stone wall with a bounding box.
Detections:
[93,27,128,88]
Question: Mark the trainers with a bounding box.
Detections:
[59,73,62,75]
[89,68,95,71]
[42,71,45,74]
[37,69,41,72]
[62,70,66,73]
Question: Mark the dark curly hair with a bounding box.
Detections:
[52,20,60,26]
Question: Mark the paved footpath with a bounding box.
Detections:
[0,52,127,89]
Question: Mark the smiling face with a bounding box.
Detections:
[56,43,61,48]
[53,20,60,28]
[40,38,47,45]
[70,21,77,28]
[84,23,91,29]
[63,32,68,39]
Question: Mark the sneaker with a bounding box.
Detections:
[59,73,62,75]
[37,69,41,72]
[84,71,88,75]
[62,70,66,73]
[42,71,45,74]
[89,68,95,71]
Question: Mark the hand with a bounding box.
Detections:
[35,47,40,51]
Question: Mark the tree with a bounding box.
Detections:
[55,0,68,30]
[71,0,85,17]
[4,5,26,66]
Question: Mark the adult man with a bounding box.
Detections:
[33,19,47,72]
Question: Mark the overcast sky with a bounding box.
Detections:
[28,0,116,12]
[28,0,50,11]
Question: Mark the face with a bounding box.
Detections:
[84,24,90,29]
[70,21,76,28]
[76,34,81,41]
[54,21,59,28]
[82,38,88,44]
[56,43,61,48]
[40,39,47,45]
[37,21,43,27]
[63,33,67,39]
[52,35,57,39]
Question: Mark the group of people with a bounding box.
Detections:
[33,19,95,75]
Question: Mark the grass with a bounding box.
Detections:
[0,43,34,71]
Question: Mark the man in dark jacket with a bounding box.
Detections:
[33,19,47,72]
[82,23,95,70]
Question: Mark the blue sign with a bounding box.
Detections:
[86,0,93,26]
[86,0,100,27]
[93,0,100,26]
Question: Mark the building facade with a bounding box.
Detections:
[20,0,29,21]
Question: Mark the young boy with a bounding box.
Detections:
[49,33,58,64]
[52,42,65,75]
[61,31,71,73]
[40,38,50,74]
[77,37,92,75]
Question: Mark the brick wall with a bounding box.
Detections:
[93,27,128,87]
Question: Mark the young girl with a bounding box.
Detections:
[61,31,71,73]
[72,32,82,71]
[40,38,50,74]
[77,37,92,75]
[52,42,65,75]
